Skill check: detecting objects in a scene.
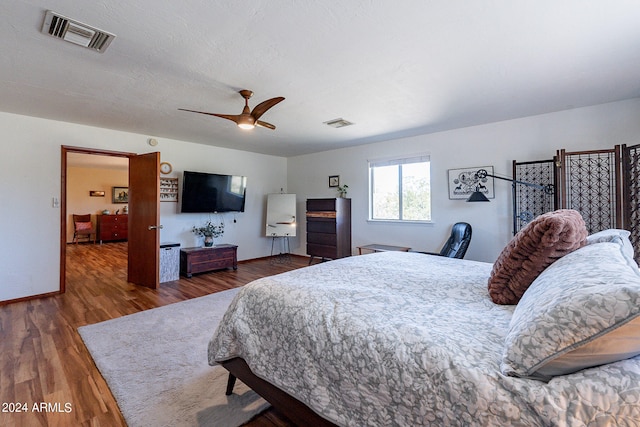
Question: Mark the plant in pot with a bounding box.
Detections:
[192,220,224,247]
[337,184,348,198]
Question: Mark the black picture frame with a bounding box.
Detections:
[329,175,340,188]
[112,186,129,203]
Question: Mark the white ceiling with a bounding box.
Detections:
[2,1,640,158]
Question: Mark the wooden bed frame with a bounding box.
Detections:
[221,357,338,426]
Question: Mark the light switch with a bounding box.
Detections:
[52,197,60,208]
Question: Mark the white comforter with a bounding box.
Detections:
[208,251,640,426]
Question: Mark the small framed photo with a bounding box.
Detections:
[329,175,340,188]
[89,190,105,197]
[112,186,129,203]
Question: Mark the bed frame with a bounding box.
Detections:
[221,357,337,426]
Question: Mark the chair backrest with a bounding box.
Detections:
[73,214,91,224]
[438,222,472,259]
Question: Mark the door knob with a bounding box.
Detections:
[148,225,164,230]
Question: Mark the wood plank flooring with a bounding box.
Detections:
[0,242,307,427]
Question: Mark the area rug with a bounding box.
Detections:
[78,288,269,427]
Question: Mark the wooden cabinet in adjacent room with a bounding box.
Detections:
[97,214,128,243]
[306,198,351,263]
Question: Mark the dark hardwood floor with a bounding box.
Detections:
[0,242,306,427]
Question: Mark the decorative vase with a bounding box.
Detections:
[204,236,214,247]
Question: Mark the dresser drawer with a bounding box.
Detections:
[307,232,336,246]
[307,243,337,259]
[307,219,336,234]
[307,199,337,211]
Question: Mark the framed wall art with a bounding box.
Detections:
[112,186,129,203]
[448,166,495,200]
[329,175,340,188]
[160,177,179,202]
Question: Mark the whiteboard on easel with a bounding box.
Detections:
[265,193,297,237]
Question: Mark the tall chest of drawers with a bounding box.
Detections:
[97,214,128,243]
[306,198,351,263]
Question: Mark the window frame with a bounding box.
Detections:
[368,154,432,223]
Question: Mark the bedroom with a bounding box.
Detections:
[1,1,640,425]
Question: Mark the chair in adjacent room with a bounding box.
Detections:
[417,222,472,259]
[73,214,96,244]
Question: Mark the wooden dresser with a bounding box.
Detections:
[96,214,128,243]
[306,198,351,263]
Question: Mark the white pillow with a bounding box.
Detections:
[501,241,640,381]
[586,229,637,268]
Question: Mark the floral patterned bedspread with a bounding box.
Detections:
[208,251,640,426]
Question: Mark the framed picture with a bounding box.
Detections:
[112,186,129,203]
[329,175,340,188]
[160,177,179,202]
[448,166,495,200]
[89,190,105,197]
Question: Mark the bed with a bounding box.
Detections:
[208,219,640,426]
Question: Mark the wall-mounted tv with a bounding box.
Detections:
[181,171,247,213]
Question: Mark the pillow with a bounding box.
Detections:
[75,221,93,231]
[488,209,588,305]
[500,242,640,381]
[586,228,637,268]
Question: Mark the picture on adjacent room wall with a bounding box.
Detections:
[112,186,129,203]
[448,166,495,200]
[329,175,340,187]
[89,190,105,197]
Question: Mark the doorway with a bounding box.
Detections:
[60,146,134,293]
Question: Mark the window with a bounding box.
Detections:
[369,155,431,221]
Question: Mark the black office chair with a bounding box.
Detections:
[416,222,472,259]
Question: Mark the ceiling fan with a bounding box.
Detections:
[179,90,285,130]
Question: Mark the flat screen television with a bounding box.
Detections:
[181,171,247,213]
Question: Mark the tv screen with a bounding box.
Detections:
[181,171,247,213]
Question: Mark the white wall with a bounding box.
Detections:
[0,112,287,302]
[3,97,639,302]
[287,98,640,263]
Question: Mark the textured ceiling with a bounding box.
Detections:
[1,1,640,157]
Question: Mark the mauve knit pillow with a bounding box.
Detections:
[488,209,588,305]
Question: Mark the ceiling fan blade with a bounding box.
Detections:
[256,120,276,130]
[178,108,241,124]
[250,97,285,120]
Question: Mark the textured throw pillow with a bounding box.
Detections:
[501,242,640,381]
[488,209,588,305]
[75,221,93,231]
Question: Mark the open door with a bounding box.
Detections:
[128,152,161,288]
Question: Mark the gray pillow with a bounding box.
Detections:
[501,241,640,381]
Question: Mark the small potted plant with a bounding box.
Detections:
[192,220,224,247]
[337,184,348,198]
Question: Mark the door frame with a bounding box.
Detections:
[60,146,136,293]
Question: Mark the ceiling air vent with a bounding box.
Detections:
[323,118,355,128]
[41,10,116,53]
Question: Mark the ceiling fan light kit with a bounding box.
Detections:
[179,90,284,131]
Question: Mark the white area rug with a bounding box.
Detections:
[78,288,269,427]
